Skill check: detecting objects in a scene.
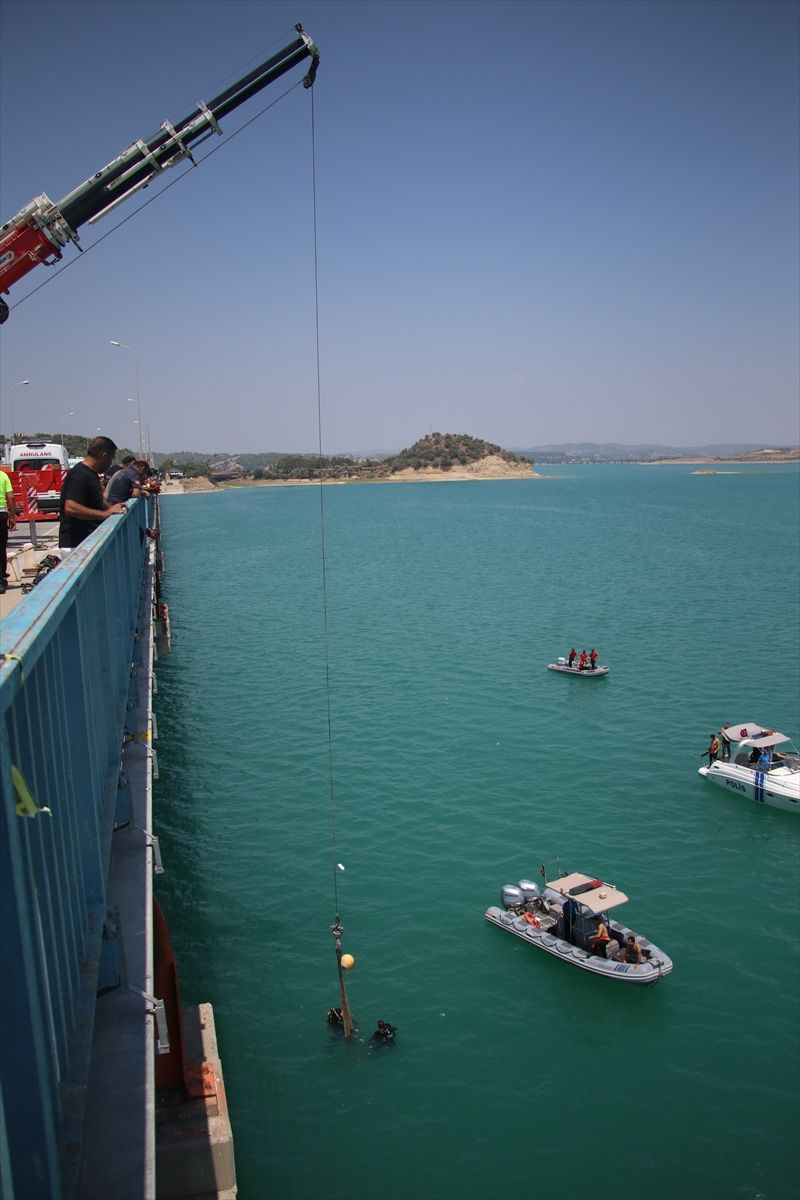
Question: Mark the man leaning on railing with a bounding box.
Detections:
[58,435,127,560]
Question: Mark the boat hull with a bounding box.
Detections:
[698,762,799,813]
[547,664,609,677]
[485,907,672,984]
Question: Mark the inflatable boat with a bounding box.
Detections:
[699,722,800,813]
[547,657,609,676]
[486,870,672,986]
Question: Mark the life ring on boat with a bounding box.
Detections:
[523,913,541,927]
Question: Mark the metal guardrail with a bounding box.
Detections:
[0,497,153,1200]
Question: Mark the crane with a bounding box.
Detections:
[0,24,319,323]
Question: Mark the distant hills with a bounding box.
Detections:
[8,434,797,476]
[511,442,800,463]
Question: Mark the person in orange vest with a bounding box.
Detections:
[578,650,588,670]
[589,649,598,670]
[568,648,577,668]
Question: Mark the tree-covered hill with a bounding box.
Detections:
[385,432,528,473]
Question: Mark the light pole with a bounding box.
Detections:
[61,411,76,449]
[110,341,143,458]
[6,379,30,442]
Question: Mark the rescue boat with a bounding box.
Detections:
[485,870,672,985]
[547,656,608,676]
[699,722,800,813]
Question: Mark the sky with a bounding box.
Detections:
[1,0,798,456]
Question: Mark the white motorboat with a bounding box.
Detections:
[699,722,800,813]
[485,870,672,985]
[547,656,608,676]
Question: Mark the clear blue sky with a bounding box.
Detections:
[1,0,798,455]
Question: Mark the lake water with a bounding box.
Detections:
[155,464,800,1200]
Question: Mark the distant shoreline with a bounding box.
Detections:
[159,455,797,495]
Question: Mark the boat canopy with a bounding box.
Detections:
[725,722,770,741]
[739,733,789,749]
[546,872,629,914]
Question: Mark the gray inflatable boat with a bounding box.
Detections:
[486,870,673,986]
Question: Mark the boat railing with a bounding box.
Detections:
[0,496,154,1200]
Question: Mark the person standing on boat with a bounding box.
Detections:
[718,724,732,761]
[578,650,588,671]
[562,896,579,943]
[589,649,598,671]
[568,648,577,668]
[0,468,17,594]
[704,734,721,767]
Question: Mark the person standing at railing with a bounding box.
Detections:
[58,436,127,559]
[0,467,18,593]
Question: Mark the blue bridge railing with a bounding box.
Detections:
[0,498,153,1200]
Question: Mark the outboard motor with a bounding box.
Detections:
[517,880,541,902]
[501,884,524,910]
[557,656,566,666]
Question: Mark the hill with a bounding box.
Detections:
[385,432,529,474]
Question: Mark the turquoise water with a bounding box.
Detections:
[155,465,800,1200]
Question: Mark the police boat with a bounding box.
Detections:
[699,722,800,813]
[485,870,672,986]
[547,657,609,676]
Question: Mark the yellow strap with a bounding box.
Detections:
[11,765,51,818]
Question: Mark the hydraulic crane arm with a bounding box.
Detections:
[0,24,319,323]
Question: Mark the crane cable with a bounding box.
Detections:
[308,84,340,917]
[5,76,306,316]
[309,87,354,1040]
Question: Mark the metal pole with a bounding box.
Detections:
[6,379,30,443]
[111,342,143,458]
[331,918,353,1039]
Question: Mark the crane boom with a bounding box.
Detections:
[0,24,319,323]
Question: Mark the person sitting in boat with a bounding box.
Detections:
[617,935,642,966]
[568,648,577,668]
[372,1020,396,1045]
[588,919,612,955]
[578,650,588,670]
[589,649,598,670]
[748,746,761,764]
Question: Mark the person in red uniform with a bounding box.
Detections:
[589,649,598,670]
[578,650,588,670]
[568,648,577,668]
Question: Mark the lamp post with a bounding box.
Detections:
[61,411,76,449]
[6,378,30,442]
[110,341,143,458]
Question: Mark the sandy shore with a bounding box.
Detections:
[161,456,542,495]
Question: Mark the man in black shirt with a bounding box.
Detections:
[58,436,127,556]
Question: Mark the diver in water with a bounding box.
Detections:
[327,1007,344,1029]
[372,1020,397,1045]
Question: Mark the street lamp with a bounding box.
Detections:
[61,411,76,448]
[6,378,30,442]
[110,341,143,458]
